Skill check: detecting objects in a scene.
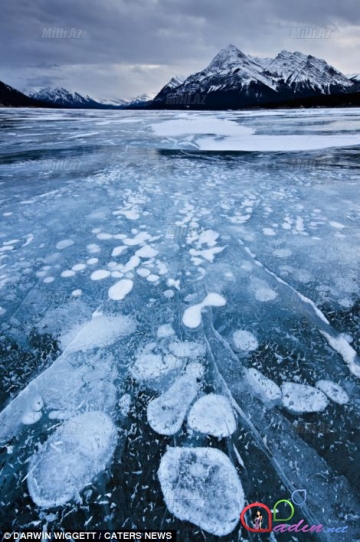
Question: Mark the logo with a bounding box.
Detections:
[240,490,306,532]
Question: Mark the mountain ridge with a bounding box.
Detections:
[151,44,358,109]
[1,45,359,109]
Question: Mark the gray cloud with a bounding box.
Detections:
[1,0,360,100]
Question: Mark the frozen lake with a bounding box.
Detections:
[0,108,359,540]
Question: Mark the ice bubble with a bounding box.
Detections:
[27,412,117,508]
[147,375,197,435]
[97,232,113,240]
[118,394,131,416]
[273,248,292,258]
[188,393,236,437]
[281,383,328,414]
[158,447,244,536]
[136,245,158,258]
[254,287,277,302]
[91,269,111,281]
[183,293,226,329]
[87,244,101,254]
[61,270,75,278]
[21,411,42,425]
[157,324,175,338]
[108,279,133,301]
[131,352,183,382]
[232,330,258,351]
[72,263,86,272]
[246,368,282,403]
[147,274,159,282]
[315,380,349,405]
[168,341,206,358]
[68,314,136,352]
[112,246,128,258]
[137,268,151,277]
[185,362,205,380]
[32,396,44,412]
[56,239,74,250]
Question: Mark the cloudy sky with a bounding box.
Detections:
[1,0,360,101]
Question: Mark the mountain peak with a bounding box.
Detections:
[223,43,241,52]
[207,44,247,71]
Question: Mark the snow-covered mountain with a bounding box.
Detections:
[264,50,351,93]
[248,55,272,70]
[99,98,129,107]
[99,93,154,108]
[153,44,357,109]
[152,44,282,109]
[166,75,186,89]
[24,87,154,109]
[127,93,153,107]
[152,76,186,103]
[26,87,101,108]
[349,73,360,83]
[0,81,47,107]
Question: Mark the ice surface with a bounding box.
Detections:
[27,412,117,508]
[1,108,359,535]
[158,447,244,536]
[188,393,237,437]
[281,383,329,414]
[152,117,254,137]
[151,114,360,151]
[147,374,197,435]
